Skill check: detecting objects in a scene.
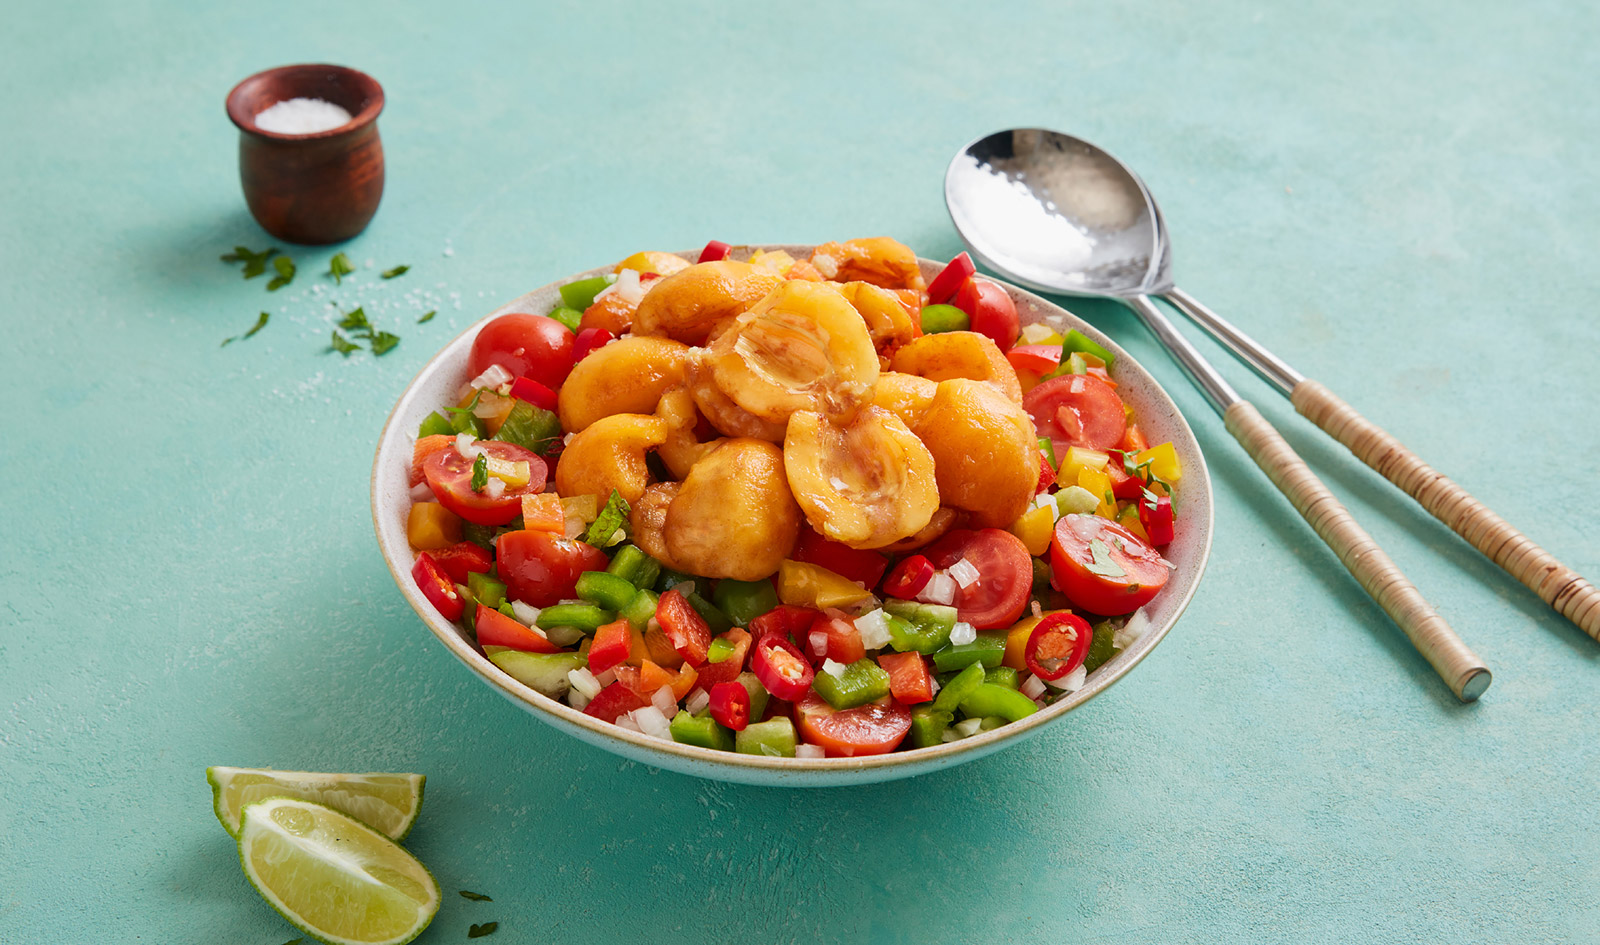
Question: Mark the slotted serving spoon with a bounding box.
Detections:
[946,128,1494,701]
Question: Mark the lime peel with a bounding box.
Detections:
[207,767,425,840]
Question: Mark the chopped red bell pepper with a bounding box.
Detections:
[572,327,614,362]
[1024,612,1093,681]
[748,605,820,645]
[1140,493,1175,546]
[411,552,464,622]
[751,634,815,702]
[694,627,752,691]
[1036,450,1056,494]
[698,240,733,263]
[791,529,889,588]
[656,589,711,666]
[476,606,563,653]
[881,555,935,600]
[877,651,934,704]
[428,541,493,585]
[810,611,866,664]
[951,275,982,320]
[1006,344,1063,377]
[708,681,751,731]
[588,618,633,674]
[926,252,975,305]
[1106,460,1144,501]
[583,681,649,723]
[509,376,558,411]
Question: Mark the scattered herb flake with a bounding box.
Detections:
[1085,538,1126,579]
[338,306,371,333]
[458,890,493,902]
[418,310,437,324]
[582,490,631,547]
[468,923,498,938]
[221,311,270,347]
[370,330,401,356]
[266,255,296,291]
[328,252,356,284]
[331,331,360,356]
[381,265,410,279]
[470,454,489,493]
[222,245,279,279]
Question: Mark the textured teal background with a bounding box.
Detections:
[3,1,1597,942]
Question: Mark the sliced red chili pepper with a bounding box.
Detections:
[656,589,711,666]
[697,240,733,263]
[587,618,633,674]
[881,554,934,600]
[583,681,649,723]
[926,251,975,305]
[791,529,889,588]
[1140,493,1175,546]
[411,553,463,622]
[748,605,820,645]
[708,681,751,731]
[476,606,563,653]
[1024,612,1094,681]
[572,327,614,362]
[751,634,815,702]
[509,376,558,411]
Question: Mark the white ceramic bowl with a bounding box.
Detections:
[372,247,1213,787]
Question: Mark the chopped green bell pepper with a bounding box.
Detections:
[619,588,658,630]
[812,659,892,710]
[467,572,507,612]
[461,521,496,551]
[883,600,957,654]
[735,718,796,757]
[535,602,615,634]
[1084,619,1118,673]
[706,638,736,663]
[930,632,1007,672]
[558,274,615,312]
[656,568,697,593]
[932,662,986,714]
[1038,436,1057,469]
[959,683,1038,722]
[670,710,733,751]
[1061,329,1115,371]
[713,578,780,627]
[448,407,486,439]
[418,411,455,438]
[909,707,953,748]
[985,666,1020,690]
[684,590,733,634]
[575,571,637,611]
[605,545,660,591]
[547,305,584,333]
[485,650,586,701]
[735,672,770,722]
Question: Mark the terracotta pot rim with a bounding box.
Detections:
[226,63,384,142]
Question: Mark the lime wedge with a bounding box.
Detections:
[238,797,439,945]
[207,767,424,840]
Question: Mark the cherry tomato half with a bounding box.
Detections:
[795,690,912,757]
[1049,514,1169,616]
[751,635,815,702]
[1023,373,1126,456]
[960,279,1020,351]
[428,541,493,585]
[810,612,866,664]
[468,313,576,390]
[656,589,711,667]
[921,528,1033,629]
[584,681,649,723]
[495,529,609,607]
[1023,612,1093,680]
[423,440,548,527]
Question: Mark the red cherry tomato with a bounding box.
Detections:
[881,554,934,600]
[791,529,889,588]
[693,628,752,691]
[468,314,576,390]
[698,240,733,263]
[423,440,548,527]
[1140,494,1175,546]
[584,681,649,723]
[495,529,609,607]
[921,528,1033,629]
[428,541,493,585]
[1023,374,1127,456]
[509,376,558,411]
[1049,514,1169,615]
[476,606,563,653]
[572,327,614,362]
[587,619,634,674]
[877,651,934,704]
[708,681,751,731]
[1005,344,1062,378]
[1023,612,1093,680]
[656,589,711,666]
[411,552,464,622]
[809,612,866,664]
[751,635,815,702]
[795,690,912,757]
[926,252,976,304]
[961,279,1020,350]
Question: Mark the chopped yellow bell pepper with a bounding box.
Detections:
[1075,467,1117,519]
[407,502,462,550]
[1115,503,1150,543]
[521,493,564,533]
[1003,611,1072,671]
[1135,442,1182,484]
[1018,323,1064,347]
[485,456,531,488]
[1009,504,1056,556]
[747,249,796,276]
[560,494,599,524]
[1057,446,1110,488]
[776,560,874,610]
[614,251,690,276]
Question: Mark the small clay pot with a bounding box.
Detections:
[226,64,385,245]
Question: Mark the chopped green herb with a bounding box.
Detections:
[370,331,401,356]
[267,255,296,291]
[458,890,493,902]
[221,311,270,347]
[338,306,371,332]
[1085,538,1126,579]
[331,331,360,356]
[470,453,489,493]
[468,923,498,938]
[221,245,278,279]
[418,310,437,324]
[582,490,631,547]
[381,265,410,279]
[327,252,356,284]
[492,401,562,455]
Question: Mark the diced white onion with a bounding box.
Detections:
[954,717,985,737]
[1046,665,1088,691]
[562,432,576,445]
[454,432,483,460]
[795,744,826,759]
[685,687,711,716]
[566,688,591,711]
[854,609,891,650]
[614,715,642,733]
[595,668,618,687]
[809,630,829,658]
[613,269,645,305]
[1020,322,1056,344]
[941,729,961,743]
[1020,674,1048,699]
[822,659,847,678]
[631,705,673,740]
[917,572,957,606]
[409,481,436,502]
[563,517,587,540]
[670,581,696,598]
[650,685,678,716]
[510,600,541,626]
[485,478,505,498]
[544,625,584,647]
[949,621,977,646]
[948,558,980,589]
[468,364,514,391]
[568,667,603,700]
[1030,600,1042,618]
[1114,608,1149,649]
[927,676,941,696]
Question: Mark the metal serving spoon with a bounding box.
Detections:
[946,128,1493,701]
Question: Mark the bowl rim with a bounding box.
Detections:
[371,246,1213,775]
[226,63,385,141]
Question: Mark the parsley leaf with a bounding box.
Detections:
[222,245,279,279]
[418,310,436,324]
[468,923,498,938]
[331,331,360,356]
[266,255,296,291]
[338,306,371,332]
[492,401,562,455]
[381,265,410,279]
[458,890,493,902]
[470,453,489,493]
[370,330,400,356]
[1085,538,1126,579]
[221,311,270,347]
[582,490,631,547]
[328,252,356,284]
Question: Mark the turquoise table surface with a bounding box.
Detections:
[4,1,1598,942]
